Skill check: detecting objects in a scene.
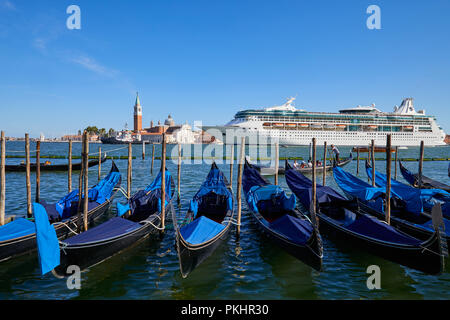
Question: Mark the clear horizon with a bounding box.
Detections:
[1,0,449,138]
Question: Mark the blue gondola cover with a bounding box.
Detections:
[33,203,60,275]
[366,165,450,216]
[268,214,312,245]
[64,217,141,245]
[180,216,226,245]
[0,218,35,242]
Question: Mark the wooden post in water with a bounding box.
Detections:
[177,143,181,205]
[35,140,40,203]
[418,140,424,188]
[160,134,166,233]
[394,146,399,180]
[142,141,145,160]
[68,139,72,193]
[311,138,318,226]
[236,137,245,236]
[322,141,327,186]
[385,134,392,225]
[367,145,370,182]
[127,142,132,198]
[98,146,102,182]
[274,142,279,185]
[76,134,84,232]
[151,144,155,175]
[25,133,32,218]
[229,144,234,188]
[0,131,5,226]
[356,147,360,175]
[371,140,376,187]
[83,132,89,231]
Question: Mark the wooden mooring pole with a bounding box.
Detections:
[151,144,155,175]
[142,141,146,160]
[385,134,392,225]
[274,142,279,185]
[127,142,132,198]
[83,132,89,231]
[229,144,234,189]
[394,146,399,180]
[177,143,181,205]
[98,146,102,182]
[68,139,72,193]
[356,147,360,175]
[236,136,245,236]
[311,138,318,226]
[76,134,84,232]
[322,141,327,186]
[371,140,376,187]
[0,131,5,226]
[25,133,32,218]
[35,140,40,203]
[160,134,167,233]
[418,140,424,188]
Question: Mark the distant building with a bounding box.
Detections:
[445,135,450,144]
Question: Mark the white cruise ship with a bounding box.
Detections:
[204,97,446,146]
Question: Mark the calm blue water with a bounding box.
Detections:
[0,141,449,300]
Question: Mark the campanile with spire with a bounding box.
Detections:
[133,92,142,133]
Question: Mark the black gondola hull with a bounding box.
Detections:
[176,222,232,278]
[250,211,323,272]
[0,194,115,262]
[53,221,159,277]
[317,213,443,275]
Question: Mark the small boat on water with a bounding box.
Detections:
[399,161,450,193]
[34,167,174,277]
[5,157,107,172]
[173,163,234,278]
[334,166,450,250]
[285,161,446,275]
[242,159,323,270]
[352,146,396,153]
[253,153,352,176]
[0,162,121,263]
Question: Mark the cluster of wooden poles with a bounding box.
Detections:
[0,129,433,235]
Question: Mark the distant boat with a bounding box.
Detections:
[5,157,107,172]
[251,153,353,176]
[352,146,396,153]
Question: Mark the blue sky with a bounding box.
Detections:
[1,0,449,138]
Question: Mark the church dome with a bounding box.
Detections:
[164,114,175,126]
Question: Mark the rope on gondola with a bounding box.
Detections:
[141,214,165,230]
[114,187,131,199]
[222,217,241,226]
[53,220,79,236]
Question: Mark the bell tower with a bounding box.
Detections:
[133,92,142,133]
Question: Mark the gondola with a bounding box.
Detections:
[366,160,450,219]
[399,161,450,193]
[334,166,450,249]
[5,157,108,172]
[285,161,445,275]
[173,163,234,278]
[253,153,352,176]
[0,161,121,262]
[34,167,175,277]
[242,159,323,271]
